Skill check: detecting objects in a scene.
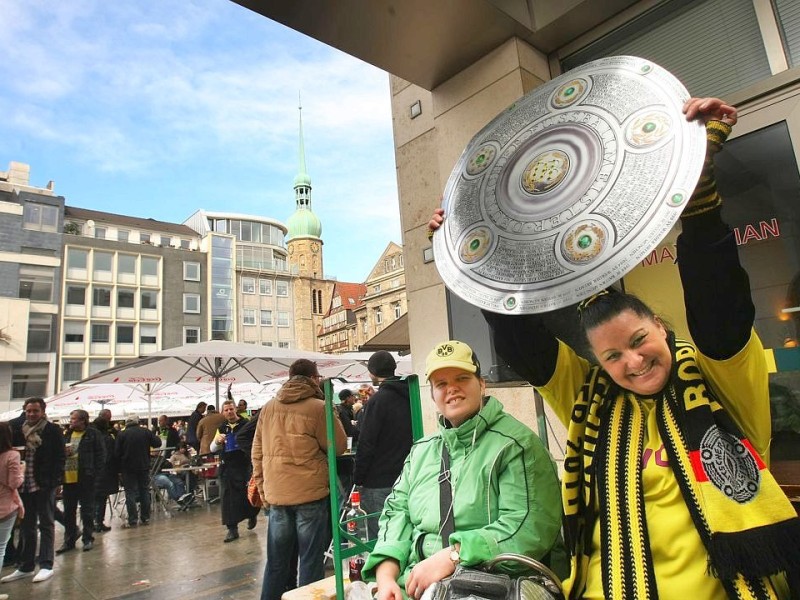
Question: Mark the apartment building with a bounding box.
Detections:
[59,206,207,389]
[0,162,64,413]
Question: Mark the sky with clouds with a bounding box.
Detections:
[0,0,400,282]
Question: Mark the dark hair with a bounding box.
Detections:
[23,397,46,411]
[289,358,319,378]
[221,399,236,409]
[0,423,12,454]
[195,401,207,411]
[578,289,659,342]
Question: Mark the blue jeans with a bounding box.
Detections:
[154,474,186,501]
[360,486,392,540]
[0,510,17,568]
[260,496,329,600]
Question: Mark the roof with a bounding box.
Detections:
[65,206,199,237]
[360,312,409,352]
[334,282,367,312]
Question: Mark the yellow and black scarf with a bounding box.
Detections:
[562,336,800,599]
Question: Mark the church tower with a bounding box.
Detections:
[287,99,323,277]
[287,98,333,351]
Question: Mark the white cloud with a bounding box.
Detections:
[0,0,402,281]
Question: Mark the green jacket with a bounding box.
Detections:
[362,396,563,586]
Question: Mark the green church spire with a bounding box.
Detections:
[287,93,321,241]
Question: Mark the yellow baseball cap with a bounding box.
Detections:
[425,340,481,380]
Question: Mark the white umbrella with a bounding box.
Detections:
[74,341,377,412]
[38,382,217,421]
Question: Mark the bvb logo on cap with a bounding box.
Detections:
[437,343,455,357]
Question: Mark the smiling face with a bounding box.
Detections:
[586,309,672,396]
[429,367,486,427]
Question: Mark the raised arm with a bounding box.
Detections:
[677,98,753,359]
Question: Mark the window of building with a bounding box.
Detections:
[332,295,341,309]
[374,307,383,325]
[391,278,400,288]
[94,227,107,240]
[180,239,191,250]
[140,290,158,310]
[277,312,290,327]
[561,0,770,99]
[116,324,134,344]
[18,266,54,302]
[66,285,86,305]
[184,261,200,281]
[27,316,51,352]
[184,327,200,344]
[140,325,157,344]
[394,302,402,320]
[91,323,110,343]
[118,254,136,276]
[140,232,151,244]
[89,359,109,375]
[276,281,289,297]
[259,279,272,295]
[262,341,273,347]
[373,284,381,293]
[184,293,200,313]
[67,248,88,269]
[141,256,158,277]
[361,318,367,334]
[278,341,290,349]
[243,309,256,325]
[94,252,113,273]
[22,203,58,232]
[117,288,135,308]
[118,230,130,242]
[261,310,273,326]
[64,321,85,343]
[93,287,112,307]
[11,363,48,399]
[242,277,256,294]
[62,360,83,382]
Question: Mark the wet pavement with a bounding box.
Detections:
[0,498,271,600]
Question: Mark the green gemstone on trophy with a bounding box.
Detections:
[578,235,592,249]
[643,122,656,133]
[641,64,651,72]
[470,239,480,251]
[671,193,683,204]
[475,154,485,164]
[505,297,516,308]
[565,87,574,96]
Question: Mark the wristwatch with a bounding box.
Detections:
[448,545,460,566]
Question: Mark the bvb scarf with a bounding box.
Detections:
[561,336,800,599]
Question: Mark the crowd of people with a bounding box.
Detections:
[0,95,798,600]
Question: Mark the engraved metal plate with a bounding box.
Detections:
[433,56,707,313]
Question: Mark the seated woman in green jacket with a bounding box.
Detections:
[362,340,564,600]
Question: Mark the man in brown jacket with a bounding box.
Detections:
[196,406,225,455]
[252,359,347,600]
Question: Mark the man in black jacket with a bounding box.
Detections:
[186,401,206,453]
[2,397,65,584]
[115,415,161,528]
[353,351,412,538]
[57,409,105,553]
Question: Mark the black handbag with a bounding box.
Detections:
[429,553,564,600]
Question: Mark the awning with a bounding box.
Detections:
[359,313,410,353]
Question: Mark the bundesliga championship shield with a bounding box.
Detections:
[433,56,707,314]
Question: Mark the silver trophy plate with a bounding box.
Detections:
[433,56,707,314]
